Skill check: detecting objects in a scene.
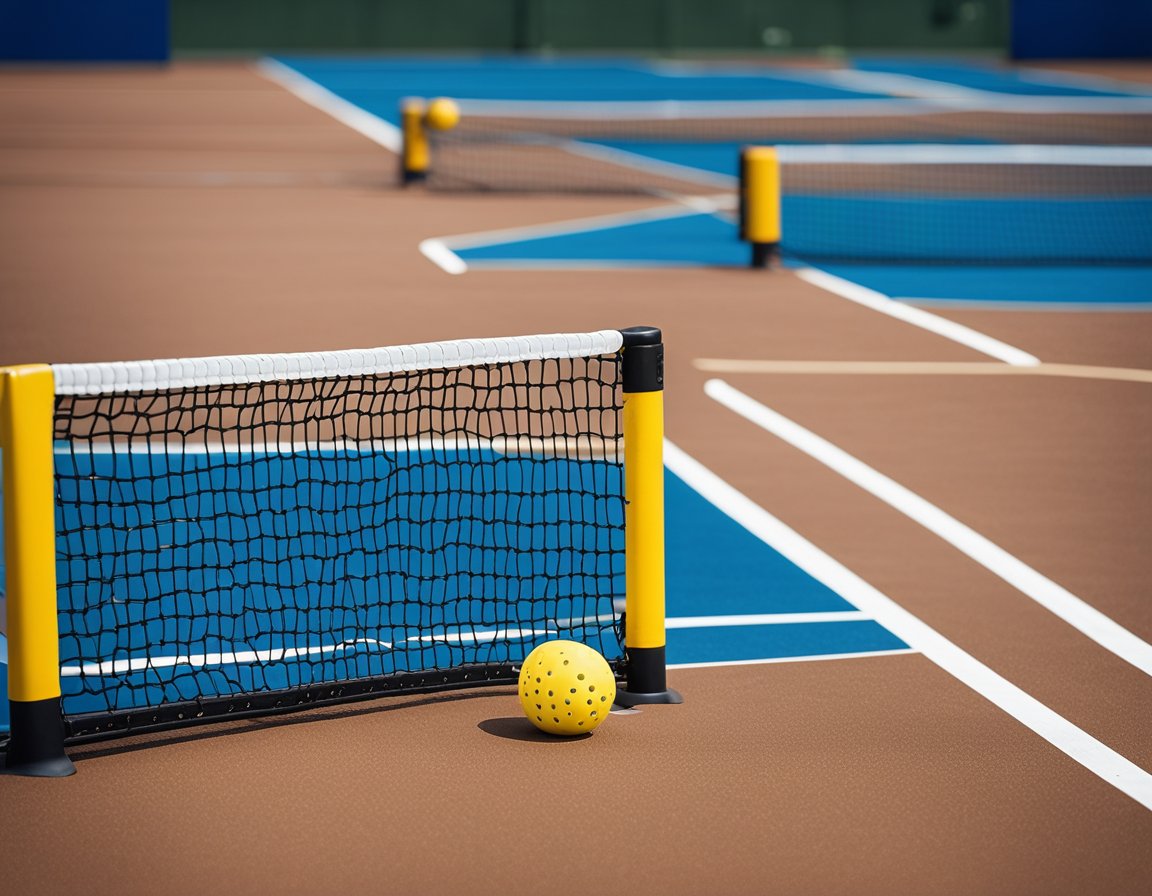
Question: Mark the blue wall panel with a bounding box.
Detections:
[0,1,169,62]
[1012,0,1152,59]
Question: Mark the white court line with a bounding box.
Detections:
[419,239,468,274]
[419,197,733,273]
[663,440,1152,811]
[668,611,868,628]
[795,268,1041,366]
[437,196,732,251]
[703,380,1152,679]
[814,69,997,100]
[254,58,402,153]
[669,648,916,670]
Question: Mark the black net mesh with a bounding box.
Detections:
[51,354,625,740]
[766,157,1152,265]
[425,105,1152,194]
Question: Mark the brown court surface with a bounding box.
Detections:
[2,63,1151,895]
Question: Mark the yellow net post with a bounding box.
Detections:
[739,146,781,269]
[1,365,74,776]
[616,327,682,707]
[400,97,430,185]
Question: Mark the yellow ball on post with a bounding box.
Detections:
[424,97,460,131]
[519,640,616,736]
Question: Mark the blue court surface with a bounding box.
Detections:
[0,446,905,731]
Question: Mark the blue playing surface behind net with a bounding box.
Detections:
[51,444,624,718]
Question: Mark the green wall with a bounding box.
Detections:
[171,0,1009,54]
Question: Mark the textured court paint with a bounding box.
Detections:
[819,264,1152,306]
[796,268,1040,365]
[663,440,1152,811]
[704,380,1152,679]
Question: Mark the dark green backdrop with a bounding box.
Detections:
[171,0,1009,54]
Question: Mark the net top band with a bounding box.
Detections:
[52,330,625,396]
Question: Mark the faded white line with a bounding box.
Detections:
[668,611,868,628]
[692,359,1152,384]
[255,58,402,152]
[703,380,1152,679]
[795,268,1041,366]
[664,439,1152,810]
[669,648,917,670]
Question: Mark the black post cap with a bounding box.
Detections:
[619,326,662,347]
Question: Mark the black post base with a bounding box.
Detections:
[4,698,75,777]
[615,645,683,708]
[614,686,684,708]
[401,169,427,186]
[751,242,778,269]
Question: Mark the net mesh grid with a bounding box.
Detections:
[425,104,1152,195]
[51,353,626,738]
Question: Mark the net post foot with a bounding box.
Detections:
[613,687,683,709]
[617,646,681,709]
[751,242,777,269]
[4,698,75,777]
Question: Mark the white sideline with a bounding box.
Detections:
[254,58,402,153]
[702,380,1152,679]
[795,268,1041,366]
[663,440,1152,811]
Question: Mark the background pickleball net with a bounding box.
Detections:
[423,97,1152,195]
[44,333,627,740]
[770,145,1152,264]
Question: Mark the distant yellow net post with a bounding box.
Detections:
[615,327,682,707]
[739,146,781,269]
[1,365,74,776]
[400,97,459,186]
[400,97,429,185]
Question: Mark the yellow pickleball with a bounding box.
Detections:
[519,640,616,736]
[424,97,460,131]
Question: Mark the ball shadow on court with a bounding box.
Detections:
[477,717,593,742]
